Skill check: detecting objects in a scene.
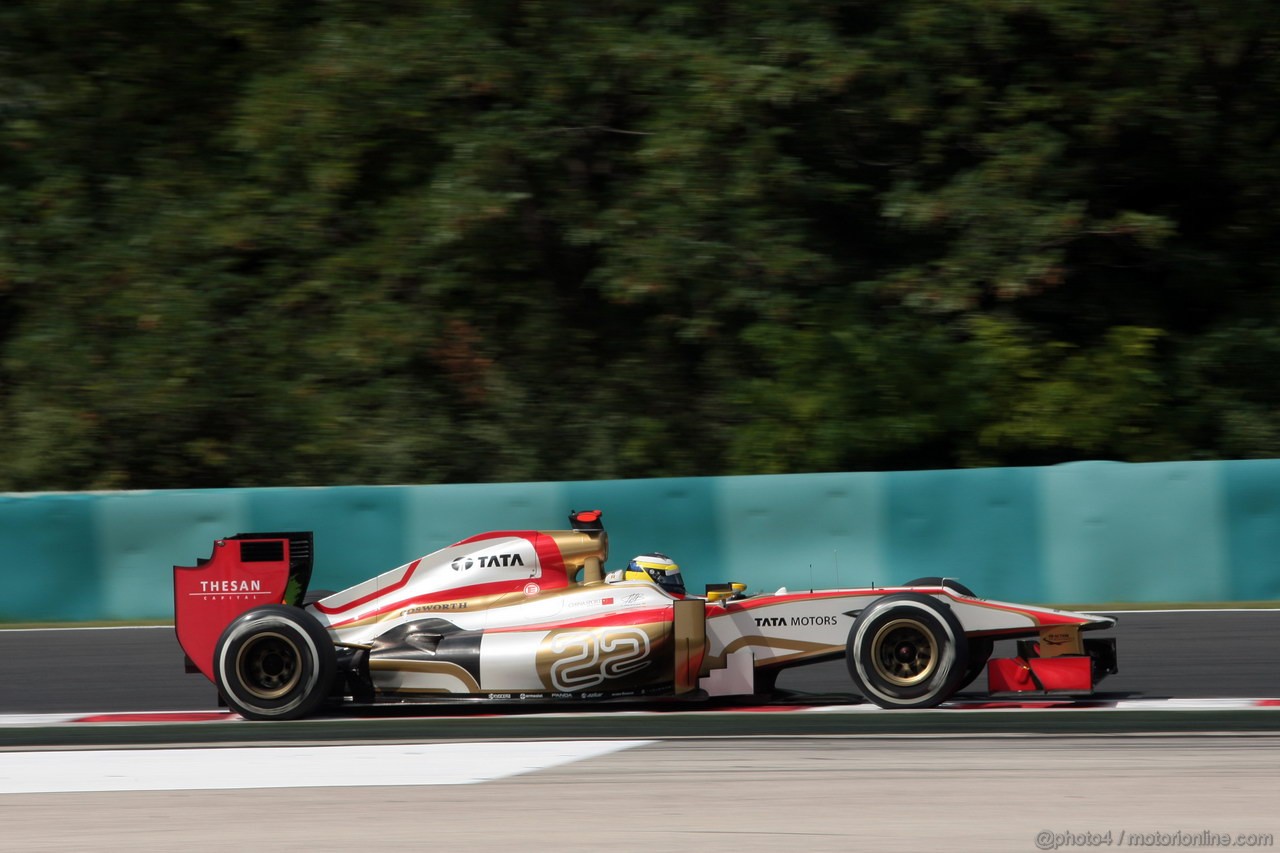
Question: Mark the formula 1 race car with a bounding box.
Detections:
[173,510,1118,720]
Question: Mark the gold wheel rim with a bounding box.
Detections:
[871,619,937,686]
[236,631,302,699]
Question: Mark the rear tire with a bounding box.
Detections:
[214,605,336,721]
[847,593,969,709]
[302,589,336,607]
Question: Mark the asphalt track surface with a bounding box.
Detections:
[2,609,1277,714]
[3,611,1280,853]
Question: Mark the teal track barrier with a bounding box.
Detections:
[2,460,1278,621]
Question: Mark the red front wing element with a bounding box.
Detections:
[988,657,1094,694]
[173,538,295,680]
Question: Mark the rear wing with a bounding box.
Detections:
[173,532,314,681]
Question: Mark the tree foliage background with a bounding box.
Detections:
[2,0,1279,490]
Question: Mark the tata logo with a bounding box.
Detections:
[754,616,786,627]
[452,553,525,571]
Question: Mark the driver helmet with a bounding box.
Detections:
[621,552,685,595]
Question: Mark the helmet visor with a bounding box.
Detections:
[645,567,685,595]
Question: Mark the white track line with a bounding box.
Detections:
[0,714,82,727]
[0,740,652,794]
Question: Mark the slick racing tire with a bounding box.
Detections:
[899,578,989,693]
[214,604,337,721]
[847,593,969,709]
[957,636,994,692]
[901,576,978,598]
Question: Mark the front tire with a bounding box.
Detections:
[901,576,978,598]
[957,637,994,692]
[214,605,336,721]
[847,593,969,709]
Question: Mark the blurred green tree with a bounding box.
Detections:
[1,0,1278,489]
